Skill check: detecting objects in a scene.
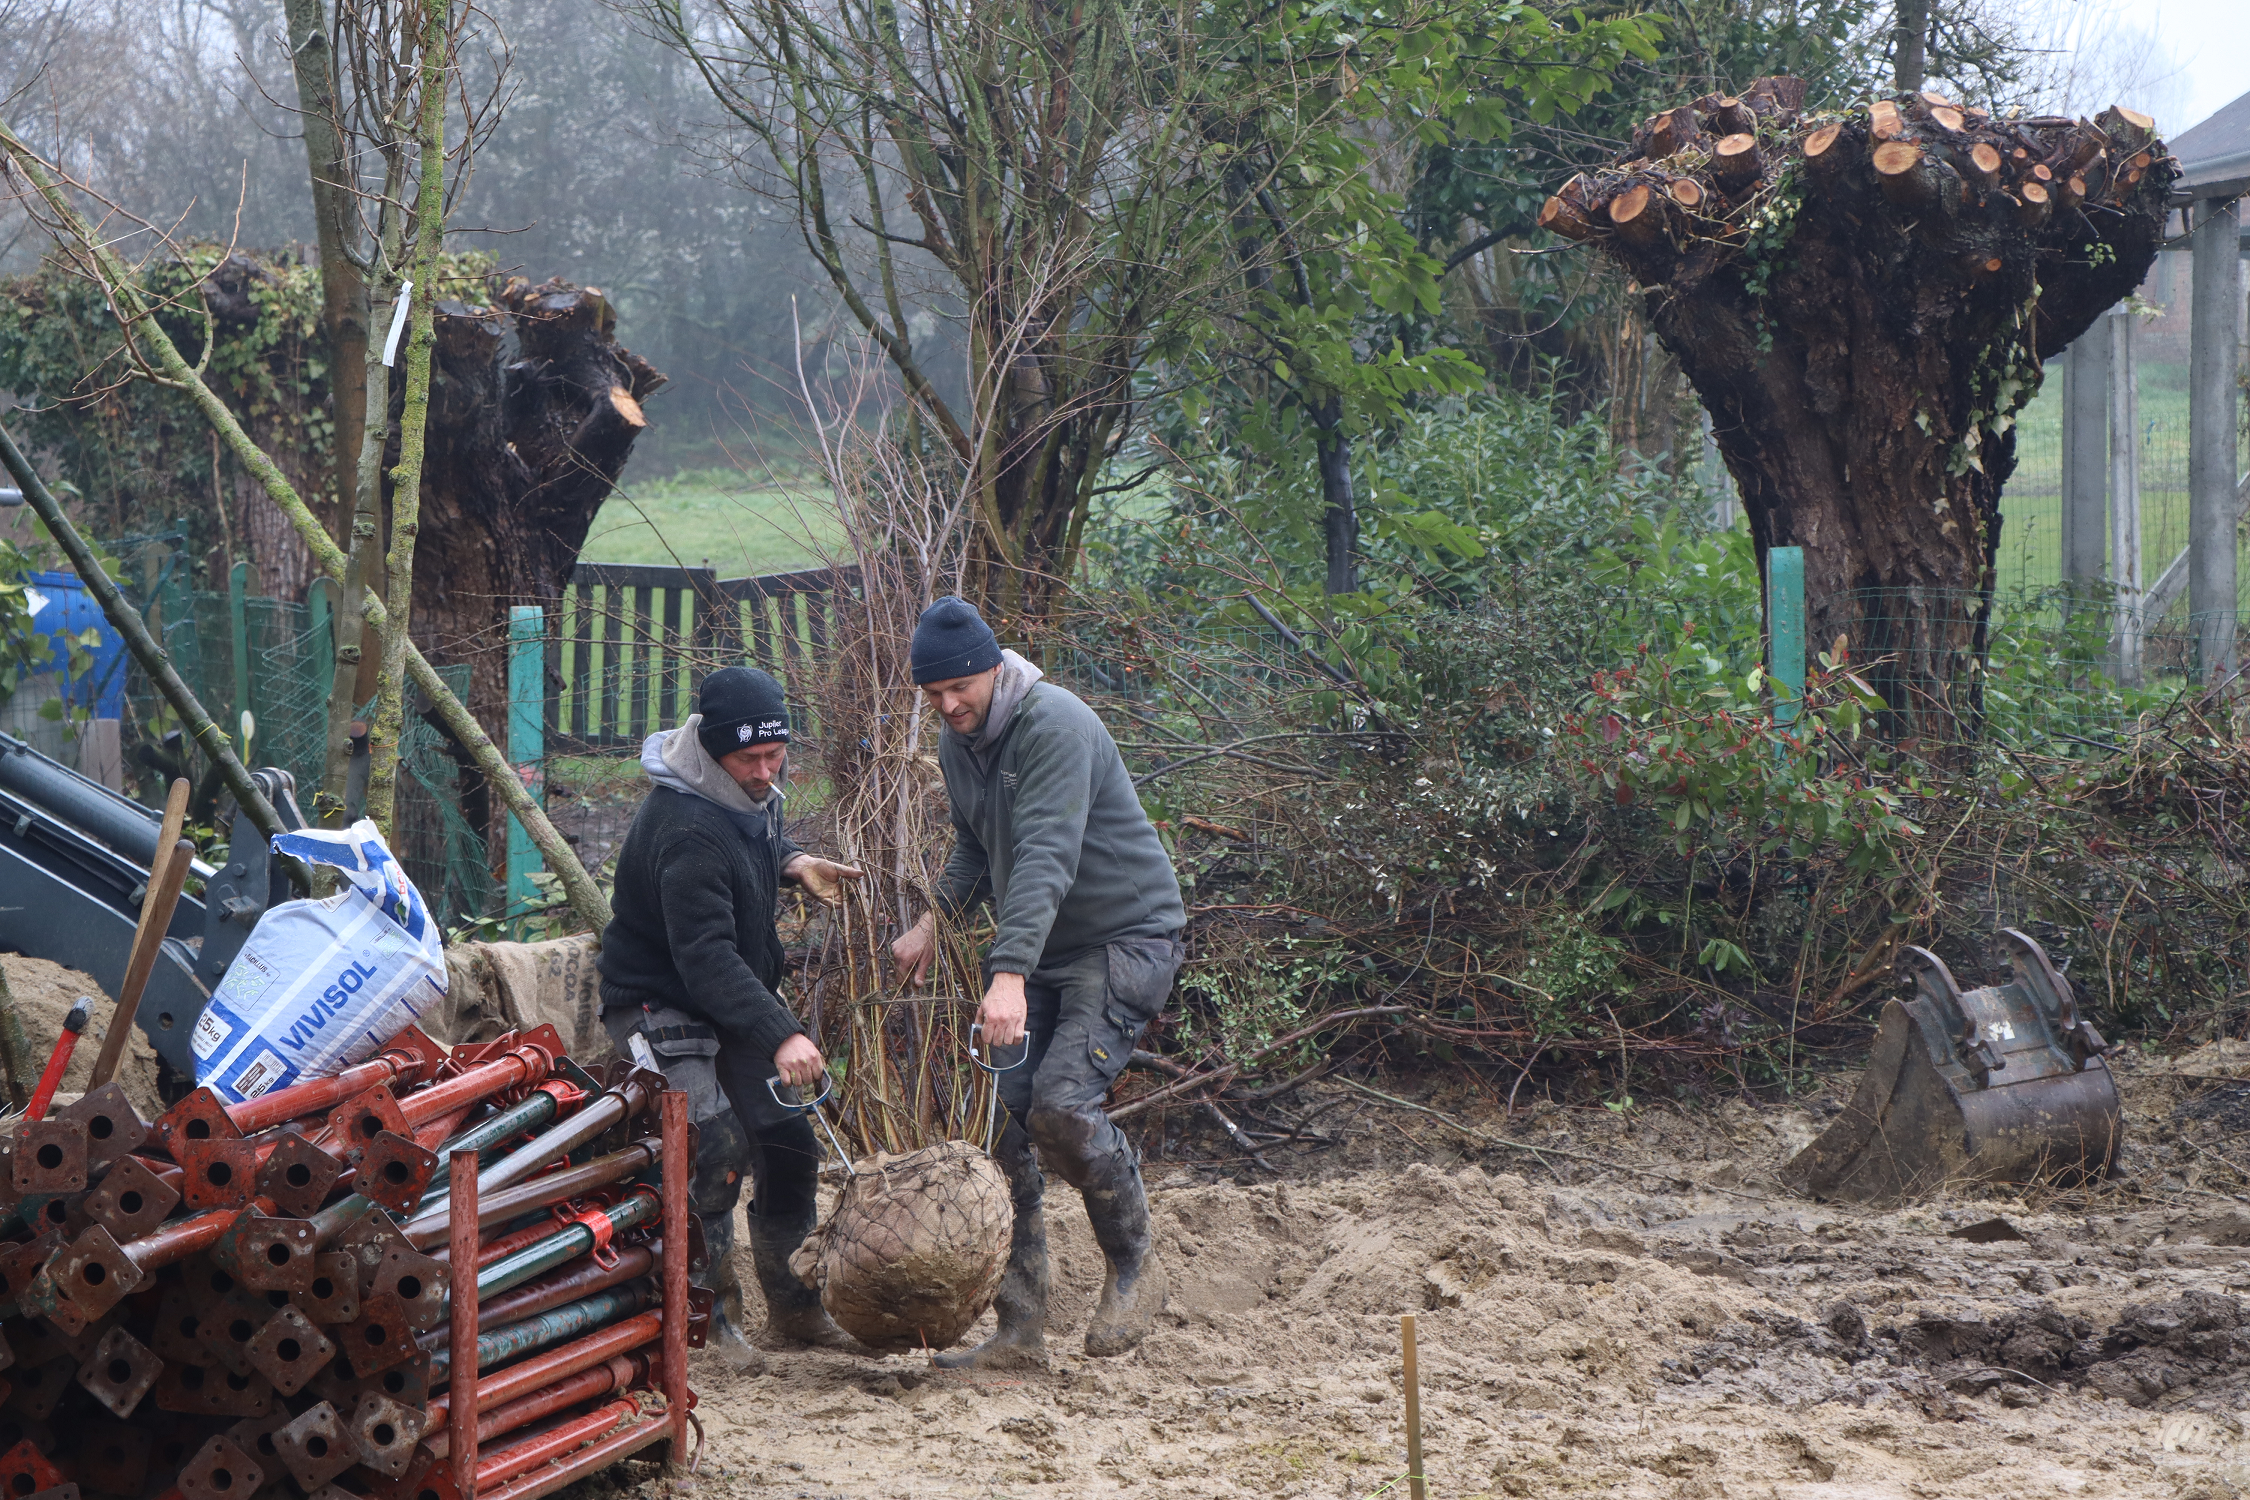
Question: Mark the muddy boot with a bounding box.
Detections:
[685,1111,765,1372]
[747,1206,860,1350]
[1082,1157,1165,1358]
[936,1121,1050,1370]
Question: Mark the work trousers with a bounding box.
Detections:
[991,936,1184,1192]
[600,1002,820,1254]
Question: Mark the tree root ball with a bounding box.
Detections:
[788,1139,1013,1352]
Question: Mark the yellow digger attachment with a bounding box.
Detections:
[1782,930,2121,1204]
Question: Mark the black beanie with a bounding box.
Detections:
[696,667,790,760]
[910,596,1002,685]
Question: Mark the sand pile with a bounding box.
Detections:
[1,952,166,1119]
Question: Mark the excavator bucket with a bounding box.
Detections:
[1782,930,2121,1204]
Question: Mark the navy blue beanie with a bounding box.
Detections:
[910,597,1002,685]
[697,667,790,760]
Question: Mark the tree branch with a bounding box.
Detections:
[0,114,614,935]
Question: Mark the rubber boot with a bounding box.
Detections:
[1081,1155,1166,1358]
[700,1210,765,1373]
[747,1205,859,1350]
[936,1120,1050,1370]
[688,1110,764,1372]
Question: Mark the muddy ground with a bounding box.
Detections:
[14,949,2250,1497]
[567,1041,2250,1500]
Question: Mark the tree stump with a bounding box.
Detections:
[1546,79,2174,737]
[400,276,666,828]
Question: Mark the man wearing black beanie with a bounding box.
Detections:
[597,665,862,1366]
[893,597,1186,1368]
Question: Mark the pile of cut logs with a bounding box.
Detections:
[0,1025,701,1500]
[1538,75,2168,289]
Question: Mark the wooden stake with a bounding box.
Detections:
[1402,1313,1426,1500]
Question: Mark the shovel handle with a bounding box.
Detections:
[87,832,194,1090]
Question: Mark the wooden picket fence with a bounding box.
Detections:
[546,562,853,753]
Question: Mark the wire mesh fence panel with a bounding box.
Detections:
[395,663,498,927]
[1997,259,2248,620]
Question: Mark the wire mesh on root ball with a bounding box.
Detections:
[787,1139,1014,1350]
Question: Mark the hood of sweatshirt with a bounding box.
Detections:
[951,648,1045,770]
[643,717,783,838]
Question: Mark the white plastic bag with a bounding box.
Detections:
[192,820,448,1103]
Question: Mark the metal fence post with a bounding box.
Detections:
[2108,305,2143,686]
[2188,195,2242,689]
[2061,315,2111,604]
[1768,546,1805,744]
[227,558,252,761]
[507,604,545,924]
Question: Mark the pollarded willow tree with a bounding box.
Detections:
[1542,76,2172,733]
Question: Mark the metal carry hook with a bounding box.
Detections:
[965,1023,1027,1153]
[766,1072,858,1176]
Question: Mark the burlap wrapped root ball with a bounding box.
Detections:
[788,1139,1013,1351]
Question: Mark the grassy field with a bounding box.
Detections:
[578,466,842,580]
[589,376,2231,607]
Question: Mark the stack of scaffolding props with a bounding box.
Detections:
[0,1022,702,1500]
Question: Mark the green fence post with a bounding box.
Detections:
[507,604,546,926]
[1767,546,1806,742]
[228,558,253,763]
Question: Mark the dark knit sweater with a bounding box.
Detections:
[935,680,1184,973]
[597,784,805,1062]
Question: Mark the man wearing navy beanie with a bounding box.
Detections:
[893,597,1185,1367]
[598,665,862,1366]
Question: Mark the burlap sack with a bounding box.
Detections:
[787,1139,1013,1352]
[434,934,608,1060]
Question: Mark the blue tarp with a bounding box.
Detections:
[24,569,128,718]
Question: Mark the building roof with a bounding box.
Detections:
[2172,89,2250,199]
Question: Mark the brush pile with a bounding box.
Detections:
[0,1022,701,1500]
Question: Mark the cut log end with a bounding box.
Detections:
[608,386,647,429]
[1538,194,1595,241]
[1929,105,1966,134]
[1869,100,1906,141]
[1667,178,1705,211]
[1872,140,1922,178]
[2098,105,2157,145]
[1967,142,2002,186]
[1712,132,1764,190]
[1609,183,1655,229]
[1701,94,1756,138]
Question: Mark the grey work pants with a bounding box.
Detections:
[993,936,1184,1189]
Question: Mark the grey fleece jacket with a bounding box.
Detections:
[935,654,1185,974]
